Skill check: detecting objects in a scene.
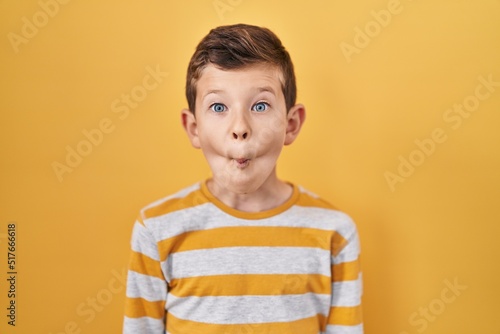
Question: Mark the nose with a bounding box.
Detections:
[231,111,251,140]
[233,131,248,139]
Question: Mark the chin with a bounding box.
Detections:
[215,172,265,195]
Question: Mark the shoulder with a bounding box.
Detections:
[295,185,337,210]
[293,185,360,253]
[293,185,358,234]
[138,183,207,222]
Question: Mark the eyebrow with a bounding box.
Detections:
[203,89,224,100]
[202,86,276,100]
[256,86,277,95]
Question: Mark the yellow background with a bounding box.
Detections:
[1,0,499,333]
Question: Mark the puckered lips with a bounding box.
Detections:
[232,157,251,169]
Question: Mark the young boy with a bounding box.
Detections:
[123,24,363,334]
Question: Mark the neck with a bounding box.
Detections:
[207,173,292,212]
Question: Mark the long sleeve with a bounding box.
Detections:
[326,223,363,334]
[123,219,167,334]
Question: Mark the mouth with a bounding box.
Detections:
[233,157,250,169]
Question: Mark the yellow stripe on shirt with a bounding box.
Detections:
[157,226,333,258]
[128,250,164,279]
[168,273,331,297]
[124,297,165,319]
[327,305,363,326]
[332,258,361,282]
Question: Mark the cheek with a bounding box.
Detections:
[254,126,286,151]
[198,134,232,164]
[199,130,221,150]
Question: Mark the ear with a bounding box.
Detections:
[284,104,306,145]
[181,108,201,149]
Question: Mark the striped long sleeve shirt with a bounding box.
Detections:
[123,181,363,334]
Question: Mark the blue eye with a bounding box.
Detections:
[252,102,269,112]
[210,103,226,113]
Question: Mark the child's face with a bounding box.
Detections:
[182,63,302,194]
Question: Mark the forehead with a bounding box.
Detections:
[196,63,284,96]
